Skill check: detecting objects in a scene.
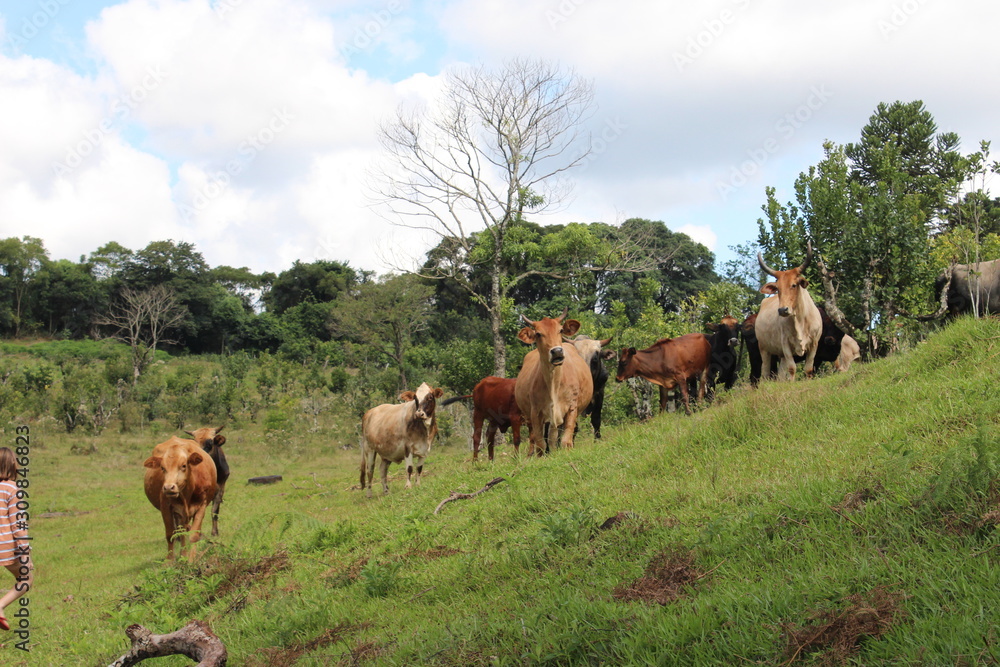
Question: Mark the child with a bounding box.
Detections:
[0,447,32,631]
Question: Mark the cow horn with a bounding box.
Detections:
[797,242,813,273]
[599,336,613,347]
[184,430,194,437]
[757,252,778,278]
[556,307,569,321]
[520,313,535,327]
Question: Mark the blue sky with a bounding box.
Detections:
[1,0,998,277]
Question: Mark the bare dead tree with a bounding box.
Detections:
[97,285,186,384]
[107,620,226,666]
[372,58,665,376]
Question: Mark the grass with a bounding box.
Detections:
[6,316,1000,665]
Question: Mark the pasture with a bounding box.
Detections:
[7,316,1000,665]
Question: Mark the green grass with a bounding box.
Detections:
[9,316,1000,665]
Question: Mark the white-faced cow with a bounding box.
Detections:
[755,245,823,381]
[144,437,218,561]
[184,426,229,537]
[360,382,444,497]
[565,335,615,439]
[515,309,594,456]
[614,333,711,415]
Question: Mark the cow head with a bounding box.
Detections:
[565,334,615,364]
[758,244,813,318]
[401,382,444,426]
[517,308,581,367]
[185,426,226,454]
[615,347,638,382]
[706,316,739,348]
[144,448,207,500]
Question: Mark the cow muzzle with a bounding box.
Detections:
[549,346,565,366]
[778,307,791,317]
[162,484,180,499]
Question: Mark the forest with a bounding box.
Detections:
[1,99,999,437]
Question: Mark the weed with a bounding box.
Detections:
[359,560,402,598]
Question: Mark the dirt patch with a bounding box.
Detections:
[778,585,907,666]
[612,546,706,605]
[207,551,291,602]
[422,545,463,559]
[596,512,635,531]
[324,556,369,587]
[246,623,364,667]
[833,483,883,513]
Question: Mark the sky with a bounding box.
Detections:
[1,0,998,278]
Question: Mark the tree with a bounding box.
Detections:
[98,285,186,383]
[374,58,596,376]
[0,236,48,337]
[32,259,105,336]
[329,274,433,390]
[263,260,367,315]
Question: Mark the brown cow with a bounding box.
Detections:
[615,333,711,415]
[465,377,522,461]
[184,426,229,537]
[515,309,594,456]
[756,244,823,380]
[360,382,444,497]
[144,437,218,560]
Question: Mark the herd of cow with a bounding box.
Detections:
[141,247,871,560]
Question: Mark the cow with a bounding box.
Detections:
[835,334,861,372]
[744,306,853,383]
[184,426,229,537]
[442,377,522,462]
[515,309,594,456]
[360,382,444,497]
[937,258,1000,316]
[755,245,823,381]
[704,316,740,392]
[740,313,764,386]
[614,333,711,415]
[144,437,218,561]
[565,335,615,439]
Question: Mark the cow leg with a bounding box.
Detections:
[486,422,498,462]
[404,452,414,489]
[697,367,709,403]
[658,385,669,413]
[781,349,796,381]
[526,414,542,456]
[211,483,226,537]
[361,446,377,498]
[760,349,775,380]
[471,413,484,461]
[413,456,424,486]
[560,411,579,449]
[511,415,521,457]
[188,504,210,561]
[803,348,818,379]
[678,379,693,416]
[379,457,391,495]
[161,504,177,561]
[546,417,561,452]
[591,391,604,439]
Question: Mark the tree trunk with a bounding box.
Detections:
[107,619,227,667]
[490,262,507,377]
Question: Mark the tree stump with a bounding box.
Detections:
[107,619,226,667]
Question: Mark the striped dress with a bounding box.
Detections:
[0,481,27,566]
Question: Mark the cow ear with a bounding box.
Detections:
[760,282,779,295]
[601,349,617,361]
[561,319,581,337]
[144,456,161,469]
[188,451,204,466]
[628,347,637,355]
[433,387,444,398]
[706,322,718,332]
[517,327,537,344]
[798,277,809,288]
[399,391,416,402]
[215,435,226,446]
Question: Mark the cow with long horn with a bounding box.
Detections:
[754,243,823,381]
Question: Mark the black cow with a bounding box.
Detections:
[566,335,615,439]
[185,426,230,537]
[705,316,741,392]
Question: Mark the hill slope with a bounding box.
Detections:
[28,316,1000,665]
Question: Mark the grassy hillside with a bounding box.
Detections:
[10,316,1000,665]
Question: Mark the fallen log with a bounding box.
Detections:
[248,475,283,485]
[107,619,227,667]
[434,477,506,515]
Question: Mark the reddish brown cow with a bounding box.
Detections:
[144,437,218,560]
[615,333,711,415]
[467,377,522,461]
[360,382,444,497]
[515,309,594,455]
[756,245,823,380]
